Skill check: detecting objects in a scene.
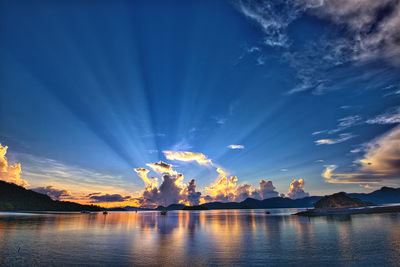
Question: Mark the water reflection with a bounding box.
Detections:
[0,209,399,266]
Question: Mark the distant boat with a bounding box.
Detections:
[103,211,108,215]
[160,210,167,216]
[80,210,91,214]
[265,211,271,214]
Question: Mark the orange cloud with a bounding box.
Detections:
[321,165,381,184]
[321,126,400,184]
[163,151,212,165]
[0,144,29,187]
[134,167,158,188]
[286,179,309,199]
[204,168,254,202]
[146,161,177,176]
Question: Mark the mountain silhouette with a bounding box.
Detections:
[0,181,101,211]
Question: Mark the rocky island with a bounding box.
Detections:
[296,192,400,216]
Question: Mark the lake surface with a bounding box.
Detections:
[1,209,400,266]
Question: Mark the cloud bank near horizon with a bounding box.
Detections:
[322,125,400,184]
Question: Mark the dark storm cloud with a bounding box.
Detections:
[32,185,72,200]
[88,193,132,203]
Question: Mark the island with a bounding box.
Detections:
[296,192,400,216]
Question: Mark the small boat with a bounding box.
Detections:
[103,211,108,215]
[160,210,167,216]
[80,210,91,214]
[265,211,271,214]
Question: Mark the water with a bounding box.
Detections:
[1,209,399,266]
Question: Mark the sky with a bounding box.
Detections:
[1,0,400,207]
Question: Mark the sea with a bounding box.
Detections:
[1,209,399,266]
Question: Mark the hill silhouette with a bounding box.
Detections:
[0,181,102,211]
[314,192,374,209]
[140,187,400,211]
[2,180,399,212]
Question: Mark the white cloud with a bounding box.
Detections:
[366,106,400,125]
[228,144,245,149]
[239,0,400,95]
[330,115,362,133]
[312,130,326,135]
[315,133,355,145]
[146,161,177,176]
[314,115,362,136]
[163,151,212,166]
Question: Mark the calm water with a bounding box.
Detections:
[1,209,400,266]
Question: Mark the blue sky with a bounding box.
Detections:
[1,0,400,206]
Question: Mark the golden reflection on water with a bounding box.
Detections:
[1,210,400,266]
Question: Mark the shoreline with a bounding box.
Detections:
[295,205,400,216]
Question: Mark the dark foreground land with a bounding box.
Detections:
[295,205,400,216]
[0,181,101,211]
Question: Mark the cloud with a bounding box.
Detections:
[366,106,400,124]
[310,0,400,65]
[286,179,309,199]
[204,169,279,202]
[238,0,309,47]
[135,173,202,208]
[241,0,400,63]
[0,144,29,187]
[142,133,166,138]
[88,193,132,203]
[314,115,362,136]
[134,159,282,207]
[31,186,72,200]
[170,139,193,151]
[134,168,158,188]
[322,126,400,183]
[383,84,400,97]
[312,131,326,135]
[228,145,245,149]
[204,168,239,202]
[321,165,379,184]
[358,125,400,178]
[146,161,177,176]
[163,151,212,166]
[315,133,355,145]
[185,179,202,206]
[360,184,374,189]
[341,105,352,109]
[20,154,129,194]
[330,115,362,134]
[215,117,227,125]
[251,180,279,199]
[239,0,400,95]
